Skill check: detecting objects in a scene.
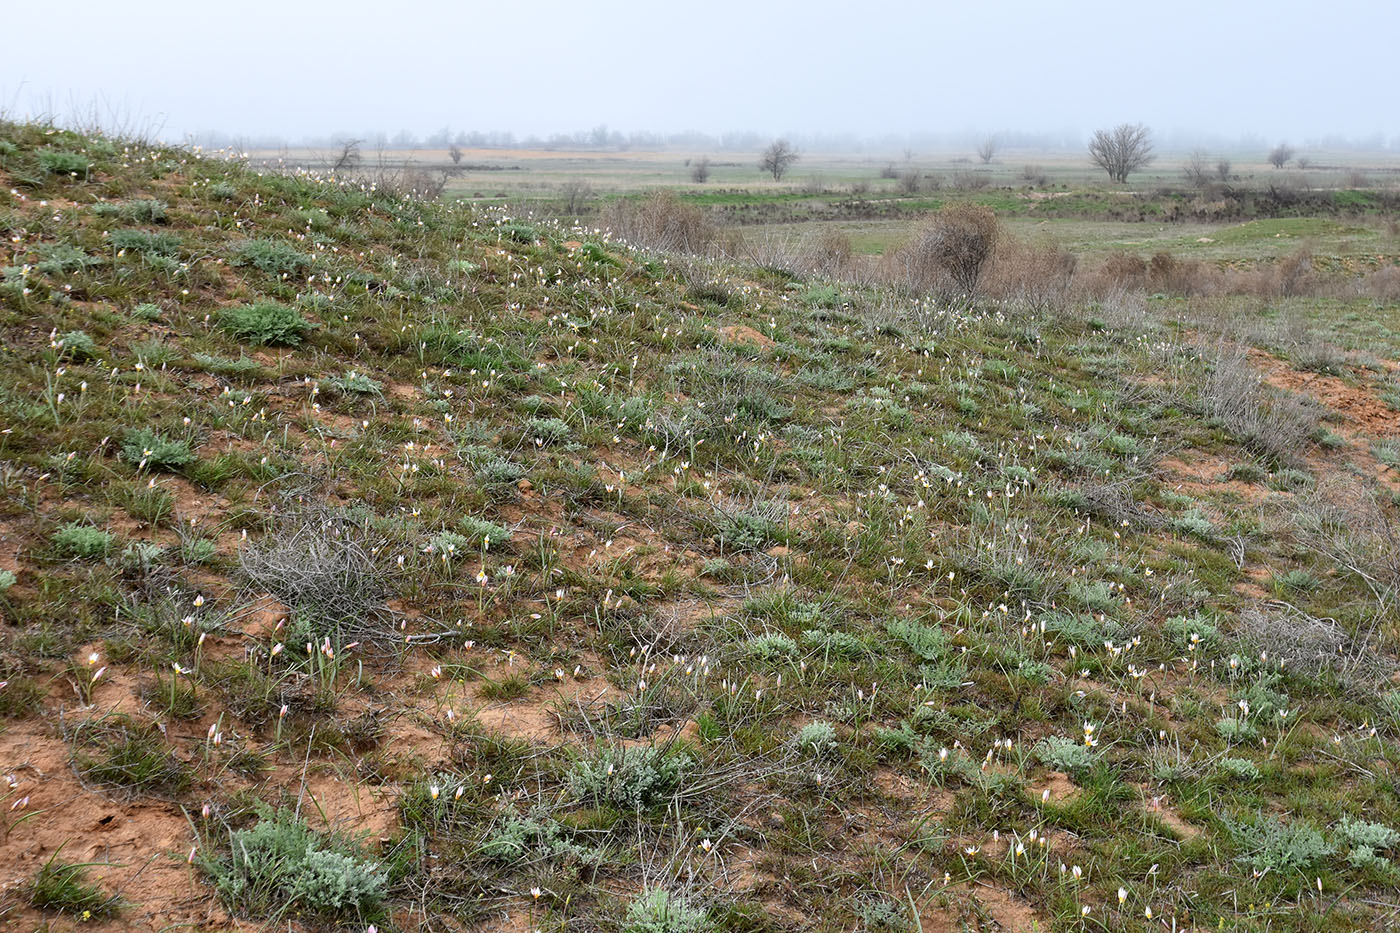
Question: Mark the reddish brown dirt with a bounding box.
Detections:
[1146,794,1203,841]
[1159,452,1267,505]
[1248,349,1400,440]
[717,324,775,349]
[0,721,222,932]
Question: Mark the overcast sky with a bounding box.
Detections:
[3,0,1394,148]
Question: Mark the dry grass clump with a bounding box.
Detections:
[1199,345,1316,464]
[239,506,395,643]
[983,237,1077,311]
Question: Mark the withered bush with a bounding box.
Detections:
[602,190,714,254]
[1089,252,1148,293]
[240,506,395,644]
[984,238,1077,311]
[888,203,1000,295]
[805,229,854,278]
[1199,345,1316,464]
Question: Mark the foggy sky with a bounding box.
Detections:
[4,0,1394,148]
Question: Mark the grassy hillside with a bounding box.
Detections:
[2,121,1400,932]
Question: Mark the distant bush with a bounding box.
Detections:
[889,203,1000,295]
[221,302,311,346]
[984,237,1076,311]
[603,190,714,254]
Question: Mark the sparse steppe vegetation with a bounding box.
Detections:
[2,118,1400,932]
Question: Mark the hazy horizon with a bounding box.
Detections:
[4,0,1397,150]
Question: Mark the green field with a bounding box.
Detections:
[252,142,1400,277]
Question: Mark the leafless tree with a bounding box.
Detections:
[1182,149,1211,188]
[1268,143,1295,169]
[448,144,463,165]
[976,136,998,164]
[332,138,362,172]
[1215,158,1232,181]
[1088,123,1154,183]
[691,156,711,183]
[759,139,800,181]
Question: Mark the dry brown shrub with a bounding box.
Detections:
[1080,252,1147,295]
[888,203,1000,295]
[805,229,853,277]
[951,169,991,190]
[1147,251,1219,296]
[984,238,1077,311]
[1364,264,1400,301]
[1272,244,1314,297]
[1199,343,1316,464]
[602,190,714,254]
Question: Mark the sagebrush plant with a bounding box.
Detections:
[220,301,312,345]
[1228,815,1334,874]
[623,888,710,933]
[458,515,511,548]
[791,720,838,756]
[230,238,313,276]
[568,745,691,810]
[205,808,385,922]
[52,523,114,559]
[122,427,195,471]
[56,329,98,360]
[38,150,91,176]
[1033,735,1096,774]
